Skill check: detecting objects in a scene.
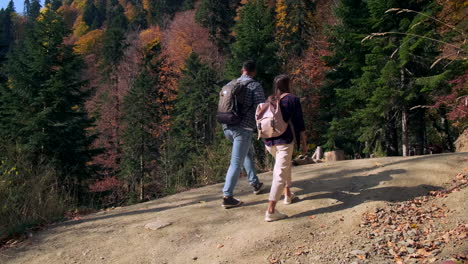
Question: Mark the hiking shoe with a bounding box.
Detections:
[222,196,243,209]
[284,192,296,205]
[252,182,263,195]
[265,210,288,222]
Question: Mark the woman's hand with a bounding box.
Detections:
[300,131,307,155]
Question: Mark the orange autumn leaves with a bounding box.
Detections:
[163,10,223,72]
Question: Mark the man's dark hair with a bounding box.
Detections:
[242,60,256,73]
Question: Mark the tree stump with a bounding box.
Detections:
[324,150,345,161]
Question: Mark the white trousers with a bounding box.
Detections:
[265,143,294,201]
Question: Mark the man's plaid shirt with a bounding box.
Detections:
[223,74,265,131]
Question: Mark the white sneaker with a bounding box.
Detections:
[284,192,296,205]
[265,210,288,222]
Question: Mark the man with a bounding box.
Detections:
[222,60,265,208]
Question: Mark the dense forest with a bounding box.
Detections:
[0,0,466,240]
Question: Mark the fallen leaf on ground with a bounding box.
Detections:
[294,250,308,256]
[216,244,224,249]
[416,248,431,257]
[269,258,280,264]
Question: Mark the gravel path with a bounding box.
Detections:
[1,153,467,264]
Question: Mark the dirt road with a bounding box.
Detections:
[1,153,467,264]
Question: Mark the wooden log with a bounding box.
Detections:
[324,150,345,162]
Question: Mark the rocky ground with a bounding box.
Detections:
[1,153,467,264]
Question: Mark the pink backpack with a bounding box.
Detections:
[255,93,289,139]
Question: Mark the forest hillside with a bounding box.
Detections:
[0,0,466,244]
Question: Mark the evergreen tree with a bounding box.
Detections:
[320,0,371,154]
[50,0,62,11]
[195,0,239,53]
[82,0,105,29]
[182,0,196,10]
[323,0,453,156]
[0,1,15,83]
[227,0,279,93]
[120,42,165,201]
[147,0,184,27]
[275,0,315,60]
[28,0,41,19]
[354,0,446,156]
[83,0,98,28]
[94,0,107,29]
[129,0,148,30]
[24,0,30,15]
[102,0,128,69]
[2,7,95,198]
[169,52,219,187]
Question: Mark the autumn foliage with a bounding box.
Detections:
[163,10,223,71]
[432,73,468,129]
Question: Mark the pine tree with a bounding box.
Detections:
[147,0,184,27]
[323,0,453,156]
[128,0,148,30]
[83,0,98,28]
[91,0,129,179]
[120,42,165,202]
[102,0,128,68]
[0,1,15,83]
[182,0,196,10]
[82,0,105,29]
[50,0,62,11]
[275,0,315,60]
[320,0,371,154]
[28,0,41,20]
[227,0,279,92]
[195,0,239,53]
[168,52,219,187]
[23,0,30,15]
[3,6,95,198]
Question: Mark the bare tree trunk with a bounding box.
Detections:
[441,109,455,152]
[402,109,409,157]
[413,108,426,155]
[400,68,409,157]
[385,112,399,156]
[139,153,144,201]
[139,126,144,201]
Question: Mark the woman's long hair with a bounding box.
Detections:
[268,74,291,101]
[273,74,290,95]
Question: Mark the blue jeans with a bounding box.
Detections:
[223,127,260,197]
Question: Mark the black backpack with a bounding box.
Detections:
[216,79,255,125]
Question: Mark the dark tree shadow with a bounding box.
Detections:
[288,167,442,218]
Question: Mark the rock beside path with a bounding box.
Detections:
[144,221,172,231]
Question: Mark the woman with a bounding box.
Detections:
[264,74,307,222]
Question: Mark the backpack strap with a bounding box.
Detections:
[278,93,298,148]
[240,79,257,113]
[241,79,256,89]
